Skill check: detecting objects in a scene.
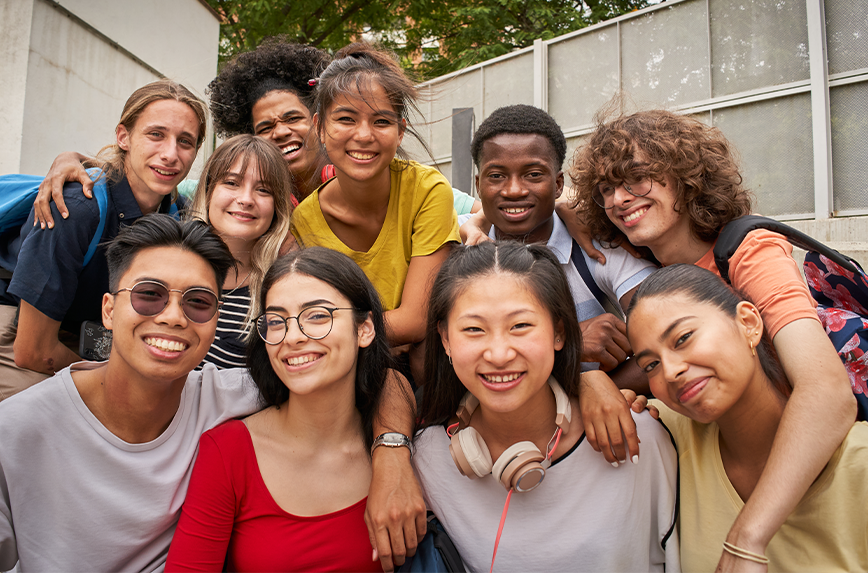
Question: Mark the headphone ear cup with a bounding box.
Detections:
[492,442,546,492]
[449,427,493,479]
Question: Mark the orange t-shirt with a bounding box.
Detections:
[695,229,819,339]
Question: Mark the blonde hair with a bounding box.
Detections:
[86,80,208,199]
[187,134,294,324]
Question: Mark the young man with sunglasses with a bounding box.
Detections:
[0,215,251,571]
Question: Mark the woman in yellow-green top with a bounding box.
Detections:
[292,42,459,352]
[627,263,868,572]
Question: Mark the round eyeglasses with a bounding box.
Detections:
[112,280,221,323]
[592,179,654,209]
[256,306,356,344]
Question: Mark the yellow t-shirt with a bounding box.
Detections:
[655,400,868,572]
[291,159,460,311]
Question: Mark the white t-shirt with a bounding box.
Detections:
[0,362,259,572]
[412,411,680,573]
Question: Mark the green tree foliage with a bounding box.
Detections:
[206,0,649,79]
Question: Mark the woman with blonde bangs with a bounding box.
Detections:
[187,134,294,369]
[568,108,856,571]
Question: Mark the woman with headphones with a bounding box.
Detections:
[413,241,679,572]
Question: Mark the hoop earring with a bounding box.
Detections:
[749,340,756,357]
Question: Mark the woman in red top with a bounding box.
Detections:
[166,247,401,572]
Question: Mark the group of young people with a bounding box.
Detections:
[0,34,865,573]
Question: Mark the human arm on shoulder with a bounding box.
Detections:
[718,319,855,571]
[555,201,643,264]
[386,245,452,345]
[458,210,492,245]
[578,369,641,465]
[13,302,80,374]
[34,152,92,228]
[366,369,426,572]
[715,231,856,570]
[165,432,236,572]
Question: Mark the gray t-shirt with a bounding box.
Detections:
[0,363,259,572]
[413,411,680,572]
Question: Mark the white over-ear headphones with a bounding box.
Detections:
[448,377,571,492]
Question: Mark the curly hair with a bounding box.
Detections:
[470,104,567,169]
[570,109,752,246]
[207,37,330,138]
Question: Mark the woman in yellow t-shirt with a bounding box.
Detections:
[627,263,868,572]
[291,42,460,375]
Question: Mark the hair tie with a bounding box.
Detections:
[307,78,317,86]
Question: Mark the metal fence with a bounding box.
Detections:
[405,0,868,221]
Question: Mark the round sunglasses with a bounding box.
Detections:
[112,280,221,324]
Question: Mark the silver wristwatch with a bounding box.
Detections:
[371,432,413,457]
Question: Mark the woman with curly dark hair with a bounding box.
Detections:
[206,37,331,201]
[569,109,856,572]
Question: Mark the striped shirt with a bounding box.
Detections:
[198,286,251,370]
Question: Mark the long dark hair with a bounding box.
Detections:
[246,247,395,450]
[313,42,430,162]
[626,264,789,397]
[417,241,583,429]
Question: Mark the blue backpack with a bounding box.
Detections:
[0,168,108,267]
[715,216,868,420]
[0,169,181,272]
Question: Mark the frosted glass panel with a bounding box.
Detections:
[825,0,868,75]
[621,0,710,106]
[483,53,534,116]
[548,27,619,131]
[710,0,809,97]
[831,82,868,212]
[429,70,483,160]
[713,95,813,217]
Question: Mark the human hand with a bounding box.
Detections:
[579,314,631,371]
[34,152,92,229]
[579,370,640,465]
[459,211,492,246]
[365,447,427,572]
[619,389,659,419]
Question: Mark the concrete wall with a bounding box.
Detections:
[1,0,220,178]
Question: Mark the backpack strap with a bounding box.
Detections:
[714,215,862,284]
[571,239,608,309]
[82,169,109,267]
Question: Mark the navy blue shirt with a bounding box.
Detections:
[0,177,183,334]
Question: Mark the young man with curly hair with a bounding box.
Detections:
[570,109,856,570]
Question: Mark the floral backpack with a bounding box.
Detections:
[715,215,868,420]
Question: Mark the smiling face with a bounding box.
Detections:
[476,133,564,245]
[601,151,693,253]
[117,99,200,210]
[316,80,405,185]
[628,294,764,424]
[103,246,219,385]
[251,90,319,187]
[263,273,374,398]
[207,155,275,246]
[439,272,564,414]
